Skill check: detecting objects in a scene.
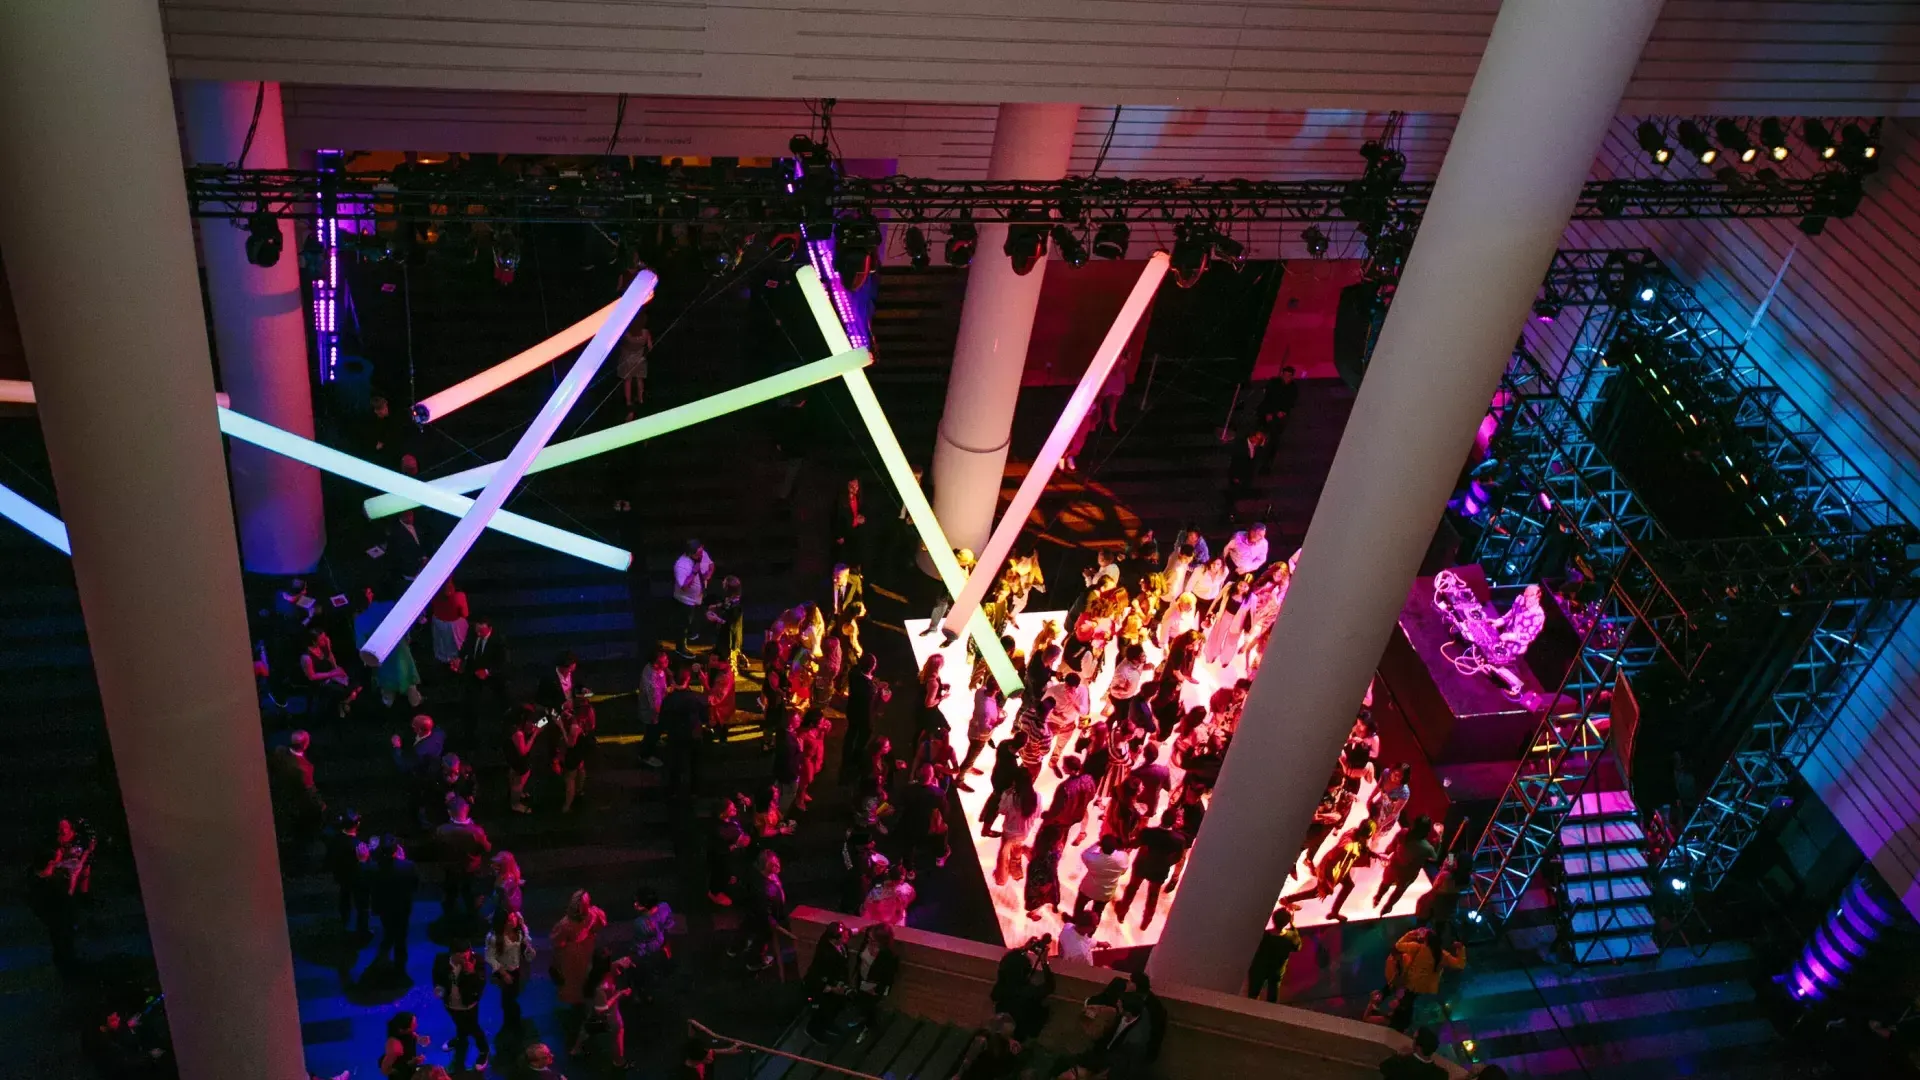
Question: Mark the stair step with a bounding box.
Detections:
[1564,877,1652,905]
[1569,906,1655,935]
[1572,932,1661,963]
[1569,790,1637,820]
[1560,821,1644,850]
[1562,849,1648,877]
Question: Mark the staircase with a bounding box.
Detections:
[1559,790,1658,963]
[751,1010,974,1080]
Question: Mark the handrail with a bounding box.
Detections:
[687,1019,888,1080]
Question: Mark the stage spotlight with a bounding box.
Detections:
[1635,120,1672,165]
[903,225,930,269]
[1676,121,1717,164]
[1302,225,1330,258]
[835,218,880,289]
[1840,123,1880,171]
[1533,293,1563,322]
[1092,220,1130,260]
[1759,118,1791,161]
[1051,225,1089,269]
[1638,285,1657,304]
[244,211,283,267]
[1170,220,1211,288]
[1669,877,1689,893]
[1715,118,1757,163]
[945,219,978,267]
[1802,119,1837,160]
[1466,909,1485,924]
[1210,230,1246,273]
[1004,217,1050,276]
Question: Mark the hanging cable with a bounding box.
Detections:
[234,82,266,169]
[604,93,630,159]
[1090,106,1123,177]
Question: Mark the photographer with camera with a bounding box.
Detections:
[990,934,1057,1042]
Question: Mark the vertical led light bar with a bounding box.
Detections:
[794,266,1020,693]
[363,347,872,519]
[411,301,620,423]
[804,225,870,349]
[0,479,71,554]
[217,407,629,568]
[314,148,343,383]
[359,270,657,665]
[943,252,1170,638]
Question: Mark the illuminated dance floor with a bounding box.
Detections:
[907,608,1432,952]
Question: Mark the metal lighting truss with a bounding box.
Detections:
[1467,250,1920,922]
[183,168,1861,227]
[1467,348,1692,922]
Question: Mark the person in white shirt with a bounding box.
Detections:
[485,910,537,1038]
[1187,558,1229,607]
[1044,673,1091,774]
[1105,644,1153,718]
[1223,523,1270,577]
[672,539,715,654]
[1074,838,1132,931]
[958,684,1004,788]
[1056,909,1100,965]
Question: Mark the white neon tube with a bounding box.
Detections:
[217,407,631,570]
[0,479,71,554]
[411,301,619,423]
[2,379,230,409]
[360,271,656,665]
[363,347,872,520]
[793,266,1022,694]
[943,252,1170,638]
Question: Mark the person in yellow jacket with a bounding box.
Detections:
[1372,925,1466,1032]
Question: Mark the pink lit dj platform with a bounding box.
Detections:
[906,609,1431,954]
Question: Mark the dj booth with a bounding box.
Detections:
[1376,565,1580,795]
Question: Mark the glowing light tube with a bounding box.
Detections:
[363,347,872,520]
[360,271,656,665]
[411,300,619,423]
[217,408,630,570]
[793,266,1022,694]
[1,379,230,409]
[0,479,71,554]
[943,252,1170,638]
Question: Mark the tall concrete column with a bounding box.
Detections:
[1150,0,1667,992]
[0,6,307,1079]
[182,80,326,575]
[930,102,1080,554]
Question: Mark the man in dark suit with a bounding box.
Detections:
[1255,365,1300,473]
[433,797,492,928]
[535,651,579,714]
[268,730,323,869]
[656,662,710,795]
[1378,1028,1449,1080]
[454,617,509,747]
[367,836,419,975]
[391,715,446,826]
[1224,429,1267,523]
[827,563,864,622]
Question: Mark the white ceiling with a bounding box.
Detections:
[164,0,1920,115]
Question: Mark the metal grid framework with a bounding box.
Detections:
[183,168,1861,226]
[1465,249,1919,921]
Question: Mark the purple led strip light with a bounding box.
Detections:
[804,228,870,349]
[313,149,343,382]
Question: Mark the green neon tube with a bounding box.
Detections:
[365,347,872,520]
[792,266,1022,694]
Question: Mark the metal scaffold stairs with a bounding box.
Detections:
[1560,790,1659,962]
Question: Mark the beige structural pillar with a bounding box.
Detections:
[1149,0,1667,992]
[0,5,308,1079]
[182,80,327,575]
[930,102,1080,555]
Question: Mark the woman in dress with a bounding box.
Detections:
[378,1011,427,1078]
[429,578,469,666]
[571,954,635,1066]
[794,707,831,812]
[993,769,1041,886]
[705,652,736,728]
[916,653,951,733]
[1023,820,1069,921]
[618,315,652,420]
[489,850,524,916]
[548,889,608,1008]
[504,706,538,814]
[1202,578,1253,668]
[299,630,355,718]
[559,690,597,814]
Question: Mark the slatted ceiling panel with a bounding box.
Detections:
[165,0,1920,112]
[1546,117,1920,916]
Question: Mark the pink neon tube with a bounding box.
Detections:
[361,272,655,665]
[411,300,618,423]
[942,252,1170,637]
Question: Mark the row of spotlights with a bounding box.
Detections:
[891,218,1293,280]
[1637,117,1878,169]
